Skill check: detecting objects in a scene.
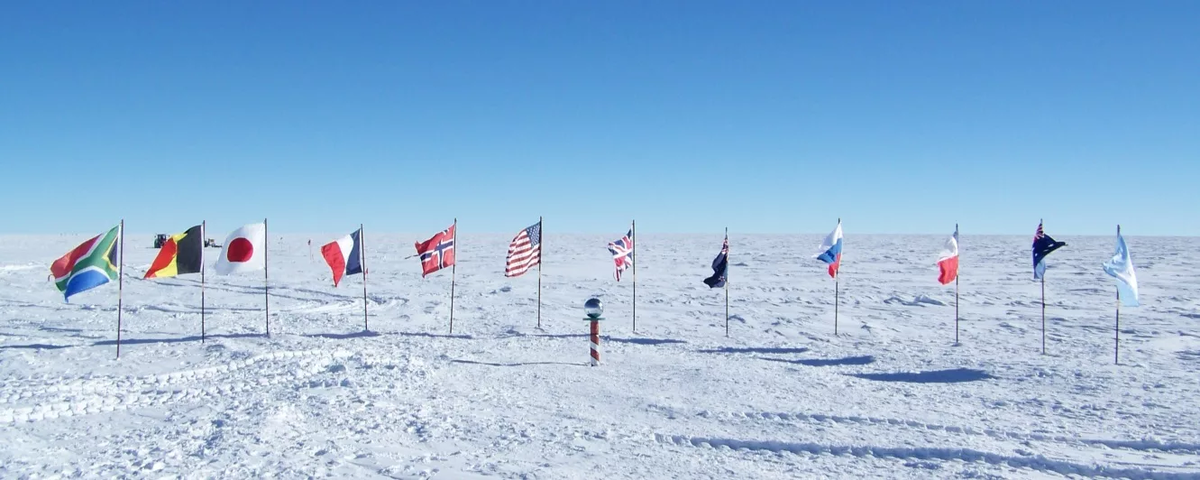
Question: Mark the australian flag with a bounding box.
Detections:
[703,236,729,288]
[1032,221,1066,280]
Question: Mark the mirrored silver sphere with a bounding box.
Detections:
[584,298,603,319]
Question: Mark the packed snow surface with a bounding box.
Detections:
[2,233,1199,478]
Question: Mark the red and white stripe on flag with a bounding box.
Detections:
[937,230,959,285]
[505,222,541,278]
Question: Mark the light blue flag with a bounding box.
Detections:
[1102,231,1139,307]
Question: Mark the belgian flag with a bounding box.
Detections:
[145,225,204,279]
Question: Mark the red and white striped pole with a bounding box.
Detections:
[584,298,603,367]
[590,318,601,366]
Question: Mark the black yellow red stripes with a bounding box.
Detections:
[144,225,203,279]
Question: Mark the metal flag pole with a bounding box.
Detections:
[1115,224,1121,365]
[537,216,543,329]
[632,219,637,333]
[201,220,206,343]
[362,224,369,332]
[834,218,840,336]
[1041,276,1046,354]
[724,227,730,338]
[117,219,125,359]
[955,223,959,345]
[264,217,270,337]
[449,218,457,335]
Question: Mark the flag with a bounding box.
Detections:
[416,223,456,277]
[51,224,121,301]
[1103,230,1139,307]
[702,235,729,288]
[814,220,843,278]
[321,228,364,287]
[607,229,633,281]
[937,227,959,285]
[214,222,266,275]
[144,225,203,279]
[1032,221,1066,280]
[505,222,541,278]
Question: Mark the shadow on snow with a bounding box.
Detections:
[527,333,686,345]
[697,347,810,355]
[848,368,995,383]
[0,343,74,350]
[92,332,266,346]
[303,330,381,340]
[450,359,584,367]
[759,355,876,367]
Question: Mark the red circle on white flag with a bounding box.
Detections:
[227,238,254,262]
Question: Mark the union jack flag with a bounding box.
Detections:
[607,229,634,281]
[416,223,456,277]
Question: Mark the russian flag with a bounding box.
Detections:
[814,220,843,278]
[321,228,364,287]
[937,227,959,285]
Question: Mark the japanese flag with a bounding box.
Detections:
[215,223,266,275]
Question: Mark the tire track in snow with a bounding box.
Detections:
[653,433,1200,480]
[0,349,354,424]
[0,348,343,401]
[674,409,1200,455]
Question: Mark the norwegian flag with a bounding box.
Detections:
[607,229,634,281]
[416,223,456,277]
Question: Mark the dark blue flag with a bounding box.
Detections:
[703,236,729,288]
[1032,221,1066,280]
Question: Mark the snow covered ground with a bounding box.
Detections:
[2,232,1199,479]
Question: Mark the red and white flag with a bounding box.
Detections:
[215,222,266,275]
[505,221,541,278]
[937,227,959,285]
[415,223,456,277]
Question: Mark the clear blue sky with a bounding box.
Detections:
[2,1,1197,236]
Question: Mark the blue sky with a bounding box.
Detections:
[2,1,1197,235]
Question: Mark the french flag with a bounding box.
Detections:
[815,220,843,278]
[321,228,364,287]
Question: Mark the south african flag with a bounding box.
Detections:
[51,224,122,301]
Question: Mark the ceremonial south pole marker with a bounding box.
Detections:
[584,298,604,366]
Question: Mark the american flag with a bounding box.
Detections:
[1034,222,1045,241]
[504,221,541,278]
[607,229,634,281]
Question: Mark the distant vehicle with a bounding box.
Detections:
[154,234,219,248]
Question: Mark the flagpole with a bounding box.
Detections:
[1039,220,1044,354]
[537,217,543,329]
[201,220,206,343]
[449,218,457,335]
[632,219,636,333]
[1115,224,1120,365]
[117,219,125,359]
[724,227,730,338]
[955,223,959,345]
[1040,277,1046,355]
[834,218,840,336]
[264,217,270,337]
[362,223,369,332]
